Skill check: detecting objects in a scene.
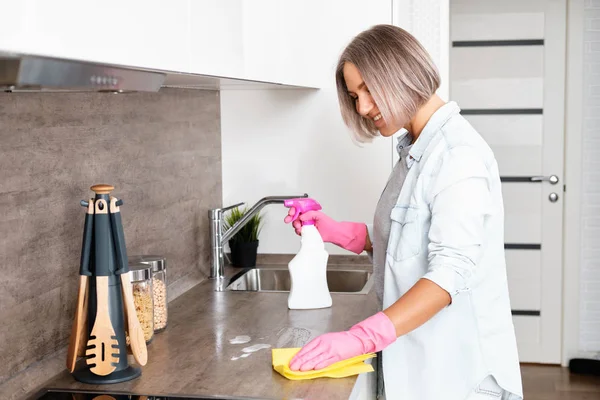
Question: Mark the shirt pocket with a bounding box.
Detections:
[387,205,421,262]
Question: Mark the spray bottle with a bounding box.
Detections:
[284,198,332,310]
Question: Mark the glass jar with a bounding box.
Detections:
[128,263,154,344]
[130,255,168,332]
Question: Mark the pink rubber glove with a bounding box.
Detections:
[284,208,367,254]
[289,312,397,371]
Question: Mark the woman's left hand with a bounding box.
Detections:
[289,331,366,371]
[289,311,397,371]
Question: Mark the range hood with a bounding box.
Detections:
[0,53,166,92]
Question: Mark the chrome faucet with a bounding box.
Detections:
[208,194,308,279]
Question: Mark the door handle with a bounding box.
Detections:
[530,175,559,184]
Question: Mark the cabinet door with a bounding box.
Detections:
[241,0,282,84]
[190,0,244,79]
[241,0,320,87]
[275,0,321,88]
[189,0,320,87]
[0,0,190,73]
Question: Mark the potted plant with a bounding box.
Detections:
[223,206,264,268]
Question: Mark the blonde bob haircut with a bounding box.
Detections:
[336,24,441,143]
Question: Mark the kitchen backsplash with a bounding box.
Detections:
[0,88,221,387]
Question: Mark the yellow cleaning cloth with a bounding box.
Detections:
[272,348,375,380]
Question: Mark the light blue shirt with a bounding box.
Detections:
[372,102,523,400]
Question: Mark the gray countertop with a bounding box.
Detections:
[43,264,379,400]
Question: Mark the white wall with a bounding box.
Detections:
[393,0,450,100]
[222,0,451,255]
[221,0,393,255]
[579,0,600,354]
[562,0,585,366]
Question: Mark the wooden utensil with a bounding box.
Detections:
[75,287,89,358]
[85,198,119,376]
[85,276,119,375]
[110,196,148,366]
[66,198,94,372]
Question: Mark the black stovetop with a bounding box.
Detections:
[35,389,266,400]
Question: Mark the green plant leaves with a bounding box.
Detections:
[223,206,264,243]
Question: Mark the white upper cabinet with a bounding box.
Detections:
[280,1,321,88]
[0,1,190,73]
[190,0,244,80]
[189,0,320,88]
[240,1,283,84]
[0,0,321,88]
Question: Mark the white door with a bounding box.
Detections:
[449,0,566,363]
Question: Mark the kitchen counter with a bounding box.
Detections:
[42,264,379,400]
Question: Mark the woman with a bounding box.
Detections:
[283,25,523,400]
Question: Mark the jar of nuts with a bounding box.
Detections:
[128,263,154,344]
[129,255,168,332]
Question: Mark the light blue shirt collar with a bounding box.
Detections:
[405,101,461,162]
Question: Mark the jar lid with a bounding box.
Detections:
[129,263,152,281]
[129,255,166,272]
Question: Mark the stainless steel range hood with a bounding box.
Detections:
[0,53,166,92]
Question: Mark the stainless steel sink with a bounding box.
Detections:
[225,268,373,294]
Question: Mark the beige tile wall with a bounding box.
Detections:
[0,88,221,387]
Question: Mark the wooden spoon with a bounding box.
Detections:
[85,276,119,375]
[66,199,94,372]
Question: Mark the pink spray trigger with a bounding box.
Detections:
[284,198,322,226]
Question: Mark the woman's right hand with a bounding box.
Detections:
[284,207,368,254]
[284,208,326,235]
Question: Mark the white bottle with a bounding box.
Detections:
[287,223,332,310]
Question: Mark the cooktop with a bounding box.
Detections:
[35,389,266,400]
